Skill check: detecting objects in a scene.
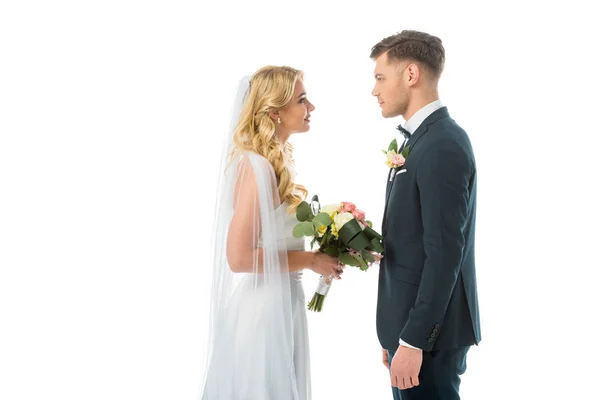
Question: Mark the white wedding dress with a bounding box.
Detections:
[222,203,310,399]
[201,152,312,400]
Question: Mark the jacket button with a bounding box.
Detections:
[435,324,440,329]
[433,328,439,334]
[428,338,434,343]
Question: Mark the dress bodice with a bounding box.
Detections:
[258,202,306,281]
[278,202,306,252]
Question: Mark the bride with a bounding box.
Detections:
[200,66,341,399]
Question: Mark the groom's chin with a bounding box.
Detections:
[382,109,401,119]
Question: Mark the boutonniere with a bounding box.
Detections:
[382,138,410,169]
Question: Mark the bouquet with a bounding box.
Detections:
[293,196,384,311]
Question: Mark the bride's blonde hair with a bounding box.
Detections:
[231,66,308,212]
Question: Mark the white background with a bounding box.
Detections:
[1,1,599,399]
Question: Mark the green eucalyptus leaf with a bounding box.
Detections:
[296,201,312,222]
[292,221,315,238]
[313,212,332,227]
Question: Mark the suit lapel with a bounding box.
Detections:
[382,107,451,234]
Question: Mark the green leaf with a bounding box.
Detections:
[362,250,375,263]
[323,246,339,257]
[365,220,373,228]
[295,201,312,222]
[357,255,368,271]
[347,233,371,252]
[388,138,398,153]
[339,252,360,267]
[370,237,384,253]
[400,145,410,158]
[313,212,332,228]
[292,221,315,238]
[338,219,363,245]
[319,231,329,247]
[363,225,383,240]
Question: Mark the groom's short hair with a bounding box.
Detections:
[370,30,445,78]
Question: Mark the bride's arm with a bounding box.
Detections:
[226,160,337,275]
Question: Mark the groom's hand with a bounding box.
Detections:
[390,345,423,390]
[382,348,389,369]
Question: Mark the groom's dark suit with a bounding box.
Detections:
[378,106,481,399]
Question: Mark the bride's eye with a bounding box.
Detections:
[299,97,306,103]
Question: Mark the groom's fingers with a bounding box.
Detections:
[382,349,389,368]
[398,377,408,390]
[411,374,420,387]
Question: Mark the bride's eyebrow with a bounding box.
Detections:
[297,92,306,98]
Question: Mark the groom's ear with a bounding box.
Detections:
[406,63,421,87]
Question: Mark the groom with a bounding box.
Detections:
[371,30,481,399]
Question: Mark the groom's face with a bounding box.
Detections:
[372,52,409,118]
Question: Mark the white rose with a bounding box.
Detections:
[320,203,341,217]
[333,212,354,232]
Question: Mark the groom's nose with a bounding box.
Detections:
[372,86,379,96]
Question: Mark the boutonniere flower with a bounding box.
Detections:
[382,138,410,169]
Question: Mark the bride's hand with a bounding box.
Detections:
[309,252,343,279]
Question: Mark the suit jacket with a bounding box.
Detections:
[377,107,481,351]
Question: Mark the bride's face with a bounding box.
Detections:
[277,80,315,134]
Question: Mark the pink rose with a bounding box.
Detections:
[352,209,366,222]
[341,201,356,213]
[391,154,406,168]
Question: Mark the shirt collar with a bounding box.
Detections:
[402,99,444,134]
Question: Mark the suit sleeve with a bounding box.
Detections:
[399,138,473,351]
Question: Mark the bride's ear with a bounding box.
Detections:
[269,110,280,124]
